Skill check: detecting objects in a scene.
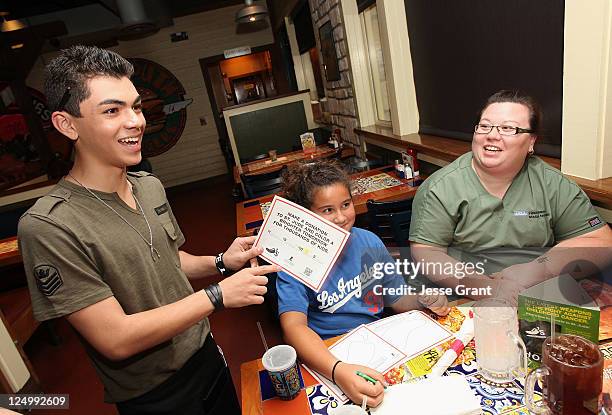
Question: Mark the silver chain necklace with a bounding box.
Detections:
[68,173,161,261]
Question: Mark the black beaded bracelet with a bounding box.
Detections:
[203,283,224,310]
[215,252,230,276]
[331,360,342,385]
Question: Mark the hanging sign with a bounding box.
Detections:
[224,46,252,59]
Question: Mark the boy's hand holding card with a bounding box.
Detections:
[254,196,350,291]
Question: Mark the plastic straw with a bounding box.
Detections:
[551,313,556,344]
[362,395,367,411]
[257,321,269,352]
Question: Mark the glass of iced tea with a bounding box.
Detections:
[525,334,603,414]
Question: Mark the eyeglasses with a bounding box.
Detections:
[474,123,533,136]
[57,87,71,111]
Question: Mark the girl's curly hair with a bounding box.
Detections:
[281,160,351,208]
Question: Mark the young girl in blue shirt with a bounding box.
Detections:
[276,161,449,408]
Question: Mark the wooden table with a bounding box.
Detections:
[240,299,527,415]
[240,301,469,415]
[235,166,420,237]
[241,337,338,415]
[233,145,355,184]
[0,236,20,268]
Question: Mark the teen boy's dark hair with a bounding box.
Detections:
[44,45,134,117]
[281,160,351,208]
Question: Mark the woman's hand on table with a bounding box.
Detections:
[334,362,386,408]
[489,276,526,306]
[418,293,450,316]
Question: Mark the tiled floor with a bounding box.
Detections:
[23,174,285,414]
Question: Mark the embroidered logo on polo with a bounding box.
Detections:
[513,209,550,218]
[33,265,63,296]
[155,203,169,215]
[588,217,602,227]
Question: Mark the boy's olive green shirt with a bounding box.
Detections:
[409,153,605,272]
[18,173,209,403]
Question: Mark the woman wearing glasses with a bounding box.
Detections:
[408,90,612,302]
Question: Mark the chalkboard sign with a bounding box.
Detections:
[229,101,309,161]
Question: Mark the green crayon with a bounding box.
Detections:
[355,371,387,389]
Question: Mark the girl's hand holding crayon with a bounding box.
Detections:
[333,362,387,408]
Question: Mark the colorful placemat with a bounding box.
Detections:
[350,173,403,196]
[303,354,541,415]
[306,385,342,415]
[255,304,545,415]
[299,307,542,415]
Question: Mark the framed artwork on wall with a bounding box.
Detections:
[232,74,266,104]
[0,83,72,192]
[319,21,341,81]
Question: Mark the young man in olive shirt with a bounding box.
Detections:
[18,45,278,414]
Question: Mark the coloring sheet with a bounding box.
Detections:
[368,310,453,358]
[307,325,406,403]
[368,310,453,359]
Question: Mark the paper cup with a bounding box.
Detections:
[261,345,302,400]
[329,405,368,415]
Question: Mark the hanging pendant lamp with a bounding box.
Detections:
[235,0,268,24]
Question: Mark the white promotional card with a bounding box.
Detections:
[254,195,350,292]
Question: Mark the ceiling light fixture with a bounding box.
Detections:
[117,0,157,40]
[236,0,268,24]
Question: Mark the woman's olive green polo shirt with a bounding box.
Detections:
[409,152,605,272]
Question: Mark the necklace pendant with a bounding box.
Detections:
[151,246,161,261]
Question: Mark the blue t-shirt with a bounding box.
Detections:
[276,227,404,339]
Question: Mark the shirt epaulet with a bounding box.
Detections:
[127,171,153,178]
[21,188,71,219]
[424,152,472,192]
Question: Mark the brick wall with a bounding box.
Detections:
[309,0,360,147]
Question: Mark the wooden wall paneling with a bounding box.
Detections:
[24,5,275,189]
[110,5,274,187]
